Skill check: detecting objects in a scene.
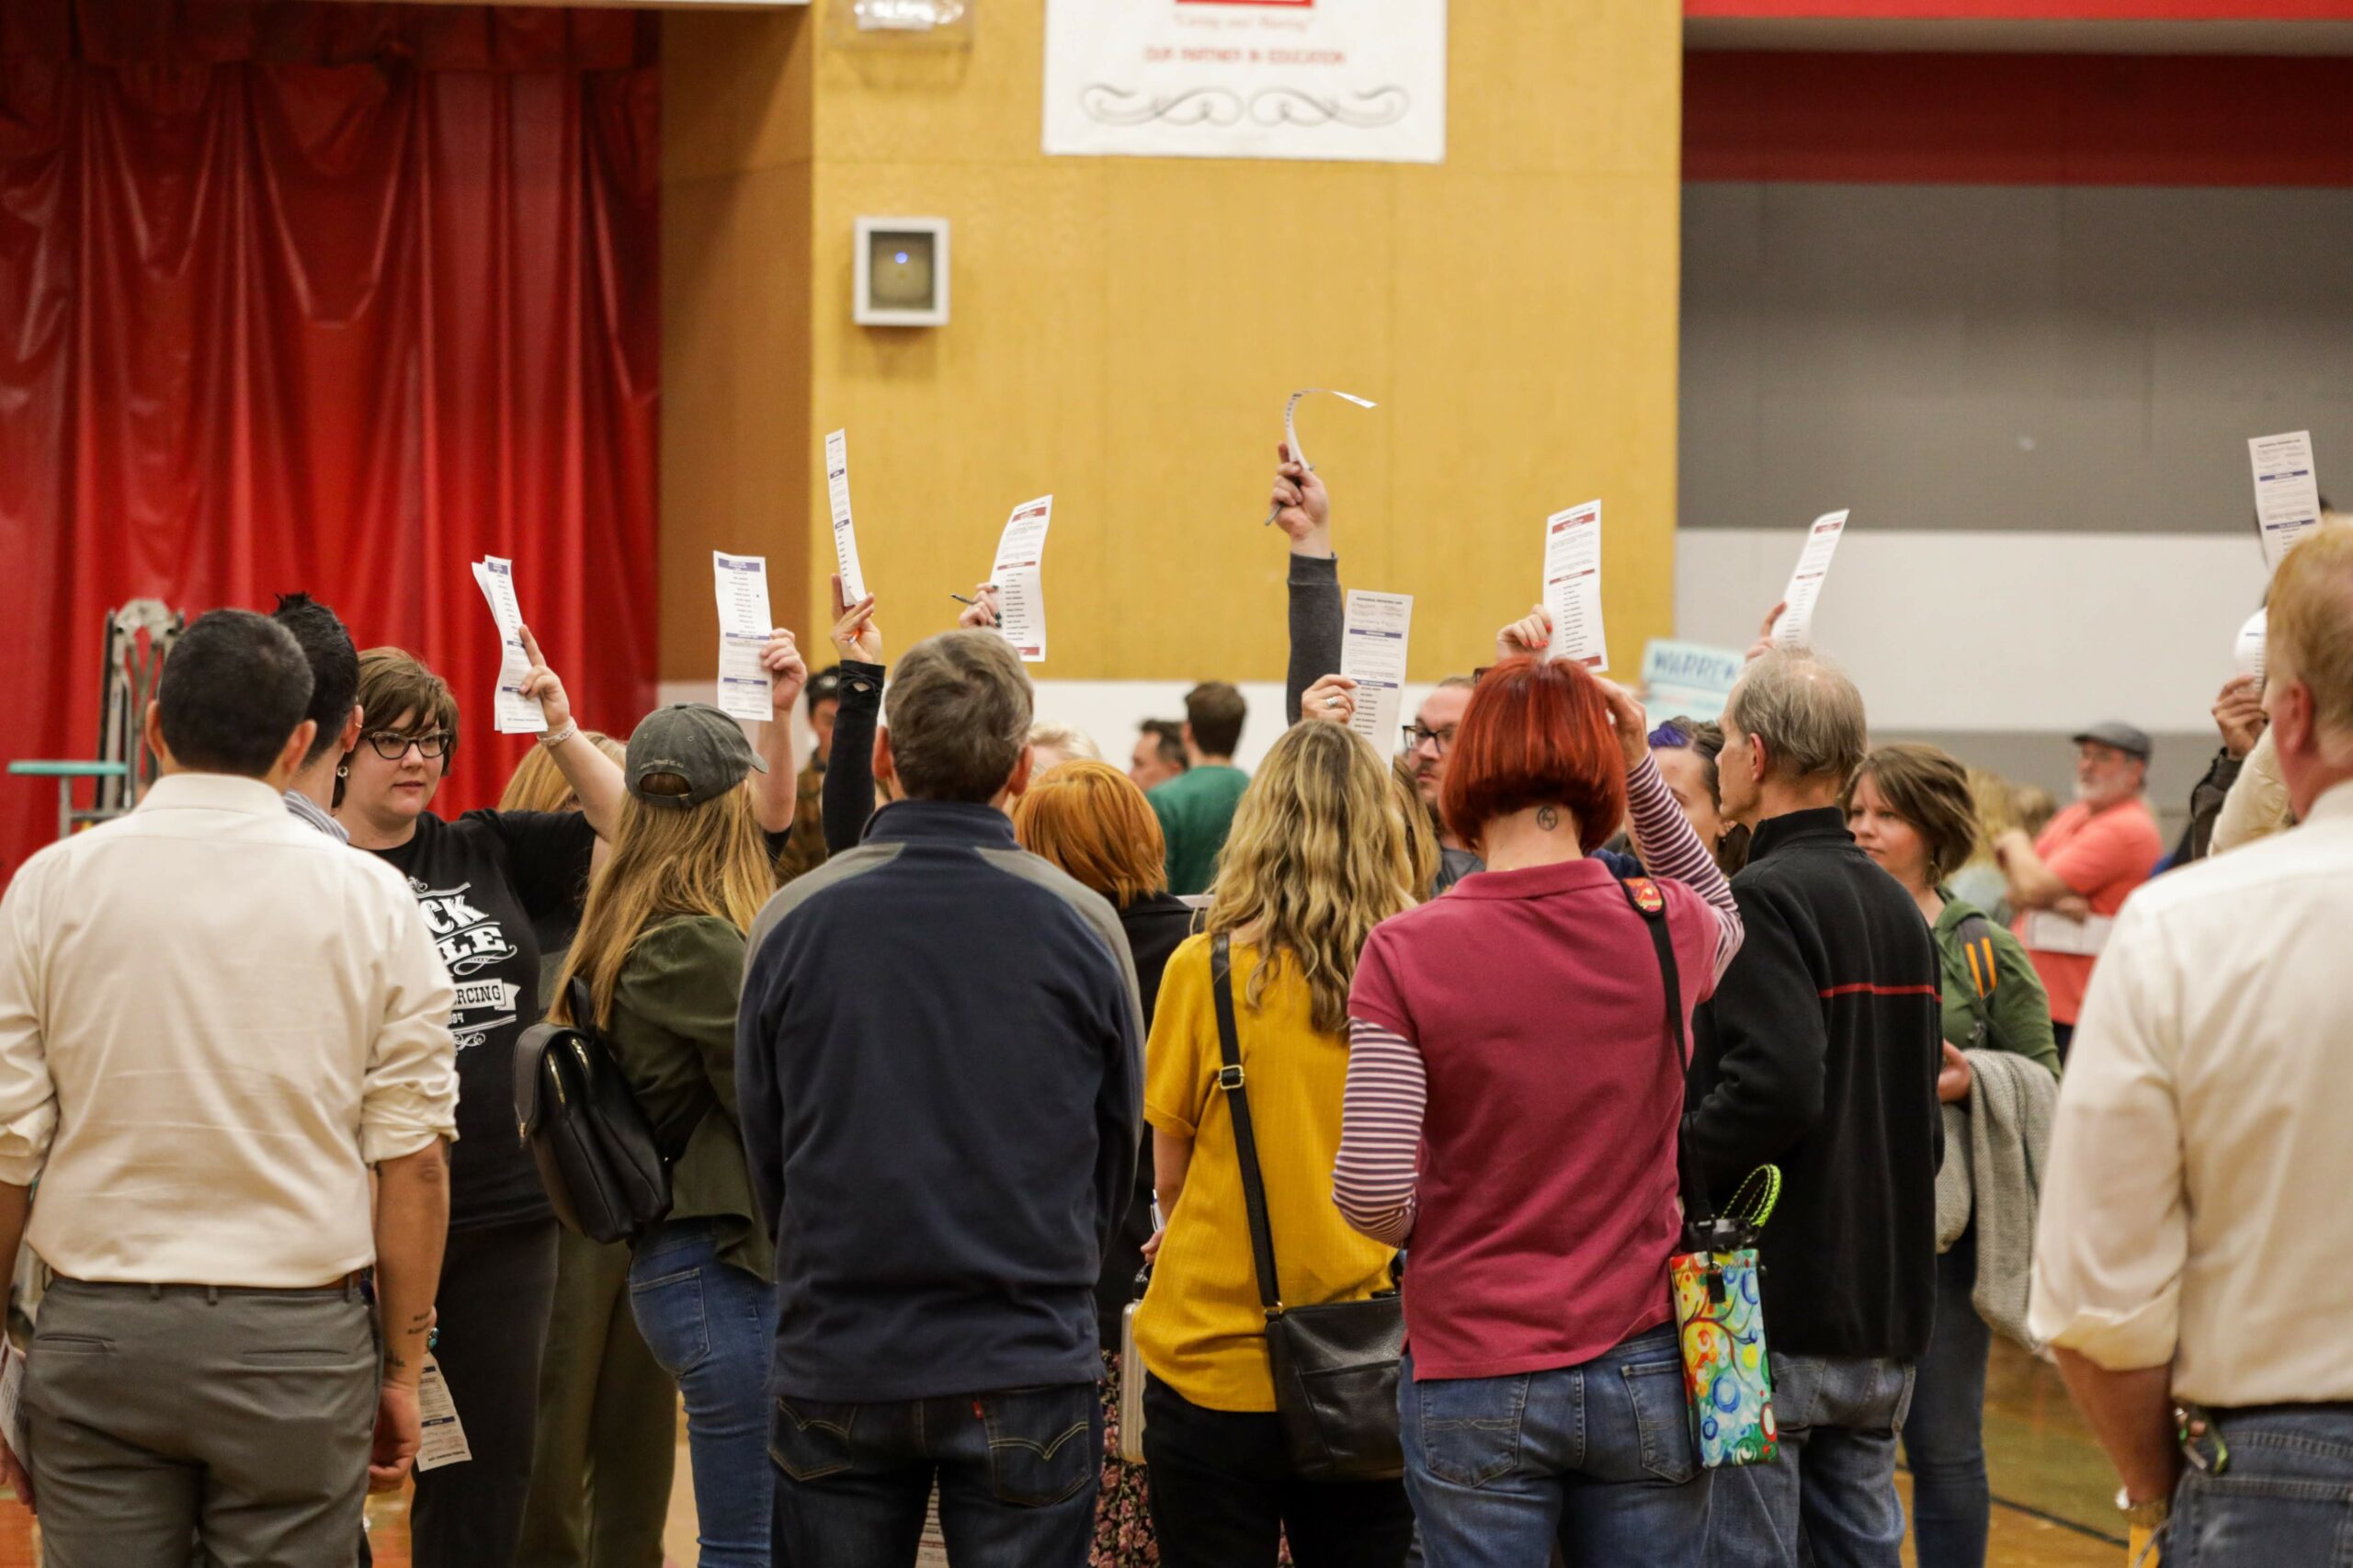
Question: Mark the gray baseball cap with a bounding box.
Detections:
[2071,721,2153,762]
[625,703,767,808]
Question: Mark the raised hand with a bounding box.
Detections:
[958,584,1002,631]
[516,624,573,733]
[1300,674,1358,727]
[1495,604,1553,665]
[762,629,809,718]
[2212,674,2268,760]
[1597,678,1651,772]
[1270,440,1332,551]
[831,573,882,664]
[1745,602,1788,664]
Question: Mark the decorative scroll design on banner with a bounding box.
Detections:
[1079,85,1413,130]
[1079,85,1244,125]
[1250,86,1411,127]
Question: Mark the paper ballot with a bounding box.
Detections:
[991,496,1054,663]
[1262,389,1379,525]
[1541,502,1608,670]
[1340,591,1414,753]
[472,557,547,734]
[824,430,869,605]
[713,551,777,722]
[0,1342,26,1470]
[415,1355,473,1472]
[2021,910,2115,959]
[2249,431,2324,573]
[2236,608,2268,685]
[1772,510,1849,650]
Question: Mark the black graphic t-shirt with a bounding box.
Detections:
[370,807,597,1230]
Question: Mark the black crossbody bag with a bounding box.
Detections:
[1210,932,1405,1482]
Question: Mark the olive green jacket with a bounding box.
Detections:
[608,915,775,1282]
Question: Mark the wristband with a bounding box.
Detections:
[539,721,578,750]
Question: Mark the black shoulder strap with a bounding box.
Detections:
[1619,878,1713,1232]
[1211,932,1284,1319]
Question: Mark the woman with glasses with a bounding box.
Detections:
[335,635,804,1568]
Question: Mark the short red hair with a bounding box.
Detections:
[1440,657,1627,854]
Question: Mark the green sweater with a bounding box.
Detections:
[1148,763,1251,897]
[1931,892,2062,1080]
[608,915,775,1282]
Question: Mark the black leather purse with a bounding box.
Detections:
[1210,932,1405,1483]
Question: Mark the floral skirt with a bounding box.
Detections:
[1096,1349,1159,1566]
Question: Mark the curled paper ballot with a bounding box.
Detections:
[713,551,777,722]
[2248,431,2323,574]
[1542,502,1608,671]
[472,557,548,734]
[1772,511,1849,651]
[825,429,869,605]
[415,1355,473,1472]
[1262,388,1378,526]
[991,495,1054,663]
[2235,608,2268,685]
[1340,591,1414,753]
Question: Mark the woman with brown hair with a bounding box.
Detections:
[1012,759,1195,1567]
[1845,744,2056,1568]
[333,632,802,1568]
[1129,722,1417,1568]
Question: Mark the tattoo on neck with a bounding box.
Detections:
[1535,805,1560,831]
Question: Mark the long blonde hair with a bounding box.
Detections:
[1205,722,1413,1036]
[551,782,774,1028]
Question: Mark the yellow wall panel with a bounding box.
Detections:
[665,1,1684,687]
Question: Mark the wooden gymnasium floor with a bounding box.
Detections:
[0,1341,2124,1566]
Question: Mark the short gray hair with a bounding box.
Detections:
[1726,649,1869,786]
[884,631,1035,801]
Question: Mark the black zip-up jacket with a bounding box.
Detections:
[1687,807,1943,1360]
[739,800,1146,1403]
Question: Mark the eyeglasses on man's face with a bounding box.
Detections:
[1404,723,1458,753]
[363,730,453,762]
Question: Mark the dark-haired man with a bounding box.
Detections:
[1130,719,1188,793]
[271,591,364,842]
[1147,681,1249,896]
[0,609,457,1564]
[740,630,1142,1567]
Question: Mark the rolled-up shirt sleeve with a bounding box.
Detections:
[360,888,460,1165]
[0,859,58,1185]
[2027,900,2186,1369]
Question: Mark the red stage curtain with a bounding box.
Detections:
[0,2,658,877]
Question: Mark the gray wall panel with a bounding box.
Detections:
[1682,183,2353,533]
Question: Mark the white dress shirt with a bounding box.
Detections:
[0,772,458,1287]
[2029,778,2353,1406]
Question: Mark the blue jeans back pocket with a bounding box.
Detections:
[770,1395,859,1483]
[1410,1371,1528,1488]
[628,1265,711,1377]
[1621,1355,1701,1485]
[979,1384,1097,1507]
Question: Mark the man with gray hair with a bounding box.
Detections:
[1690,649,1943,1567]
[737,630,1146,1568]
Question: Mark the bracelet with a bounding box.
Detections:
[539,720,578,749]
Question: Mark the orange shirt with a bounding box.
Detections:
[2011,797,2161,1025]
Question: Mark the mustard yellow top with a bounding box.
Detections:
[1133,935,1395,1412]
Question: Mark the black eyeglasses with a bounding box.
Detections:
[363,730,453,761]
[1404,723,1458,753]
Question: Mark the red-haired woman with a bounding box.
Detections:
[1333,651,1745,1566]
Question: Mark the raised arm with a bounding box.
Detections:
[822,574,885,854]
[750,630,811,835]
[517,624,626,840]
[1272,442,1344,726]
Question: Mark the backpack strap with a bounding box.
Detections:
[1950,912,1999,1052]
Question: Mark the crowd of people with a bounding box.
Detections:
[0,443,2345,1568]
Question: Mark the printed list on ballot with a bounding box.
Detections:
[712,551,776,723]
[1340,591,1413,752]
[1542,502,1608,670]
[991,496,1054,663]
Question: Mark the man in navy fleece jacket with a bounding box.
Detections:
[739,630,1144,1568]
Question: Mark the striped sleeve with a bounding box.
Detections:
[1624,750,1745,985]
[1333,1017,1427,1246]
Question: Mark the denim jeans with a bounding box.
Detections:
[768,1380,1100,1568]
[2165,1403,2353,1565]
[1903,1233,1990,1568]
[1400,1322,1711,1567]
[1702,1351,1915,1568]
[628,1220,778,1568]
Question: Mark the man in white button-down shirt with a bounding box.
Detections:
[0,608,459,1565]
[2029,522,2353,1562]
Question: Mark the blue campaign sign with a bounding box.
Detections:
[1641,639,1743,718]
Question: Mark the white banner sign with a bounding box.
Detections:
[1041,0,1448,165]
